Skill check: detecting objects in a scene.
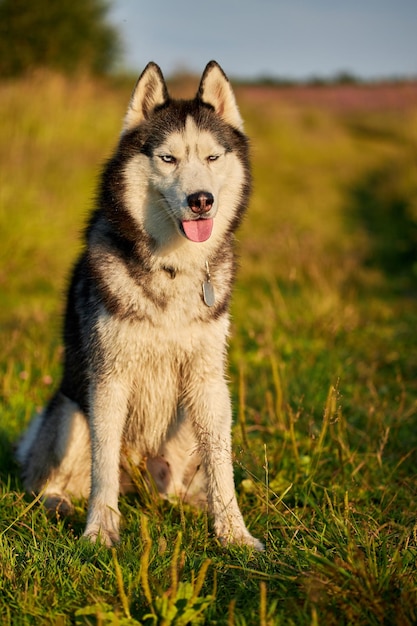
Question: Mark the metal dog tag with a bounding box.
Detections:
[203,280,215,307]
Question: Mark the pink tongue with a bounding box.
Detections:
[181,218,213,242]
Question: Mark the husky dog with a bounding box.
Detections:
[17,61,263,550]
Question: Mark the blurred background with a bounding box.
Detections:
[1,0,416,81]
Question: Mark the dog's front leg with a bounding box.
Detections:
[189,379,264,551]
[83,379,129,546]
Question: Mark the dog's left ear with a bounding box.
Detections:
[198,61,244,131]
[122,62,169,133]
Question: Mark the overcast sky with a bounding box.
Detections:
[108,0,417,80]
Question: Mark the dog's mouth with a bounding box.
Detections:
[180,218,214,243]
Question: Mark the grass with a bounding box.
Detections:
[1,71,417,624]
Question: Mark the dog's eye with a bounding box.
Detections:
[159,155,177,164]
[207,155,220,162]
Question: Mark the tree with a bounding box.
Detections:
[0,0,121,77]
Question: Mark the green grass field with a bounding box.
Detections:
[1,72,417,625]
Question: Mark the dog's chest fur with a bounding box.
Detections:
[84,212,234,326]
[70,214,234,455]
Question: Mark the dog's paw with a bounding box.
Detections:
[83,503,121,547]
[82,525,120,547]
[218,526,264,551]
[43,493,74,517]
[227,533,264,551]
[242,535,265,551]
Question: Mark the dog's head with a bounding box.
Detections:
[114,61,250,249]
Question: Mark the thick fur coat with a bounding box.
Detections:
[17,61,263,550]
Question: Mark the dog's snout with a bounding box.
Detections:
[187,191,214,214]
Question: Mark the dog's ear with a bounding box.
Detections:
[197,61,244,131]
[122,62,169,133]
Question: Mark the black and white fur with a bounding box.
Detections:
[17,61,263,550]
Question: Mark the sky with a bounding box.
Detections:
[108,0,417,80]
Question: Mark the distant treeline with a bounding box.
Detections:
[234,71,417,87]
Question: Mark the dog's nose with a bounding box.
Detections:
[187,191,214,214]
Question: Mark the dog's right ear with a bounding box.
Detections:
[122,62,169,133]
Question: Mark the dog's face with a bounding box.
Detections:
[145,115,231,243]
[118,61,250,248]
